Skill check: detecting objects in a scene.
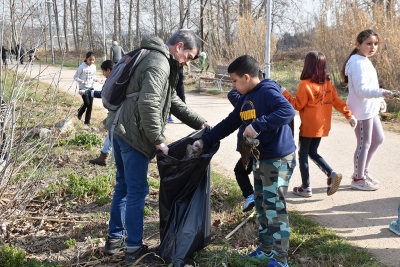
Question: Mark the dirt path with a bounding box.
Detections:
[26,62,400,267]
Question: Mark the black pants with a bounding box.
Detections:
[78,91,94,124]
[298,136,332,188]
[234,156,254,198]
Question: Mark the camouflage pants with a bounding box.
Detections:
[253,152,296,262]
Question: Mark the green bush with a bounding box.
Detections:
[70,133,102,149]
[0,244,26,267]
[64,238,76,249]
[68,173,112,200]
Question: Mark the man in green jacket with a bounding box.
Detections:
[103,29,207,265]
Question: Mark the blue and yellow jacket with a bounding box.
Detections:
[202,79,296,160]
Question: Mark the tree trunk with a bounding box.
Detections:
[153,0,158,36]
[128,0,134,50]
[136,0,140,47]
[179,0,184,28]
[69,0,78,51]
[10,0,18,48]
[74,0,79,51]
[63,0,69,52]
[222,0,232,46]
[53,0,62,51]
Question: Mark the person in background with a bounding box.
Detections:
[110,41,125,64]
[282,51,356,198]
[73,52,99,126]
[15,44,24,64]
[341,29,394,191]
[1,46,8,66]
[78,60,115,166]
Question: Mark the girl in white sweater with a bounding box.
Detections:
[341,29,393,191]
[73,52,98,125]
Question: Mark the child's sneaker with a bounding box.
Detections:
[389,221,400,236]
[242,194,255,212]
[350,177,379,191]
[246,247,274,260]
[267,258,289,267]
[293,186,312,197]
[364,170,379,185]
[327,172,342,196]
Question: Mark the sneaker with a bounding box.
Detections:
[125,245,157,264]
[246,247,274,260]
[242,194,255,212]
[103,236,125,255]
[293,186,312,197]
[389,221,400,236]
[364,170,379,185]
[168,115,174,123]
[350,178,379,191]
[327,172,342,196]
[267,258,289,267]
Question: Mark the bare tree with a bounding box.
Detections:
[128,0,135,50]
[136,0,140,47]
[63,0,69,52]
[53,0,62,51]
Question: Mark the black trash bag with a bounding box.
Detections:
[156,127,220,267]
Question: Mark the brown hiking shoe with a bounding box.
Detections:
[89,152,109,166]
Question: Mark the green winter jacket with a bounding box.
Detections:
[103,36,206,159]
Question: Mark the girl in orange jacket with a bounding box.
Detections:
[282,51,357,197]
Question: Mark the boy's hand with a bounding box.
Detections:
[382,89,394,99]
[243,124,259,138]
[156,143,169,155]
[200,122,210,129]
[98,79,104,84]
[79,90,86,96]
[193,139,204,149]
[348,115,357,129]
[81,81,86,85]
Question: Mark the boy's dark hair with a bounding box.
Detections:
[227,55,259,78]
[300,51,329,84]
[101,60,115,71]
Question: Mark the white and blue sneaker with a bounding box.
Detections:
[389,221,400,236]
[242,194,255,212]
[246,247,274,260]
[267,258,289,267]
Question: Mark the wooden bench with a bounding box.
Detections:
[198,65,231,91]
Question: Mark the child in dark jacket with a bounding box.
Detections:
[79,60,114,166]
[193,55,296,267]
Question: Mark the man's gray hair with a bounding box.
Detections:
[166,29,201,51]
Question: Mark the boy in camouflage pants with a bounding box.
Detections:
[193,55,296,267]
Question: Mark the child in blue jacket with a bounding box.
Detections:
[193,55,296,267]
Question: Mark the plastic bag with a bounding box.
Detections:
[156,127,220,267]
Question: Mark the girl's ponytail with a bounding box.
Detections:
[341,48,358,84]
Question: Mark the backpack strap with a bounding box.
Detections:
[108,92,140,166]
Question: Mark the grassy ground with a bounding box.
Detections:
[0,58,394,267]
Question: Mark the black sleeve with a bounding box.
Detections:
[175,67,185,103]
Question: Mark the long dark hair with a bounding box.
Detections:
[300,51,328,84]
[84,52,95,63]
[341,29,380,83]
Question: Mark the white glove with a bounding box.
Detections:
[193,140,203,149]
[243,124,259,138]
[348,115,357,130]
[86,89,94,97]
[79,90,86,96]
[380,100,387,112]
[280,87,286,93]
[156,143,169,155]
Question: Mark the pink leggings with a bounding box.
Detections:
[353,115,384,178]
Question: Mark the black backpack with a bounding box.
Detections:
[102,48,151,111]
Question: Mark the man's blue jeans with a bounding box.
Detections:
[108,134,150,248]
[101,132,112,154]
